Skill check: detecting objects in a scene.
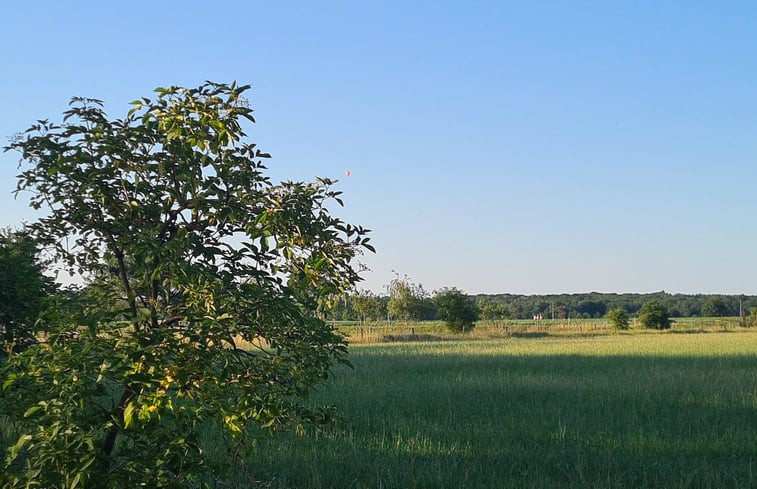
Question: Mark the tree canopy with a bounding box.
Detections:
[387,275,434,322]
[638,300,671,330]
[434,288,480,333]
[1,81,372,487]
[701,296,730,317]
[606,307,630,330]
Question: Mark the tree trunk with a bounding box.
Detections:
[101,388,133,457]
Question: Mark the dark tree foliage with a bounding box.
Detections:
[478,300,510,321]
[701,296,732,317]
[470,292,752,320]
[326,291,754,322]
[576,300,607,318]
[0,228,53,351]
[434,288,480,333]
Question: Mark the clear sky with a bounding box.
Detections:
[1,1,756,295]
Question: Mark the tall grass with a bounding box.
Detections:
[340,316,749,344]
[237,332,757,488]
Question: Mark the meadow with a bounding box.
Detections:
[233,330,756,488]
[2,327,754,487]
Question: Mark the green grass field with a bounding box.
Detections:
[2,329,754,487]
[236,331,757,488]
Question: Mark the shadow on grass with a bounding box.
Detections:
[510,331,550,338]
[382,333,445,342]
[243,351,757,489]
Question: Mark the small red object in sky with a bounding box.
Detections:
[345,170,352,177]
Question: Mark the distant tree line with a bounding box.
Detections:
[3,230,756,341]
[325,285,757,322]
[471,291,756,320]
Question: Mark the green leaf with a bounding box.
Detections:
[23,405,42,418]
[124,401,135,428]
[70,472,82,489]
[9,434,32,461]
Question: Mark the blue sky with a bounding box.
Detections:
[1,1,756,295]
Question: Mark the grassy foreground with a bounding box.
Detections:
[238,331,756,488]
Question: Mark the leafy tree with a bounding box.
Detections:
[352,290,387,323]
[434,288,479,333]
[748,307,757,327]
[387,275,432,322]
[701,296,731,317]
[637,300,671,330]
[0,82,372,487]
[606,307,629,330]
[0,228,53,351]
[479,300,509,321]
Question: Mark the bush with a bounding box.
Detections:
[387,275,434,322]
[638,300,671,330]
[606,308,630,330]
[434,288,479,333]
[747,307,757,327]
